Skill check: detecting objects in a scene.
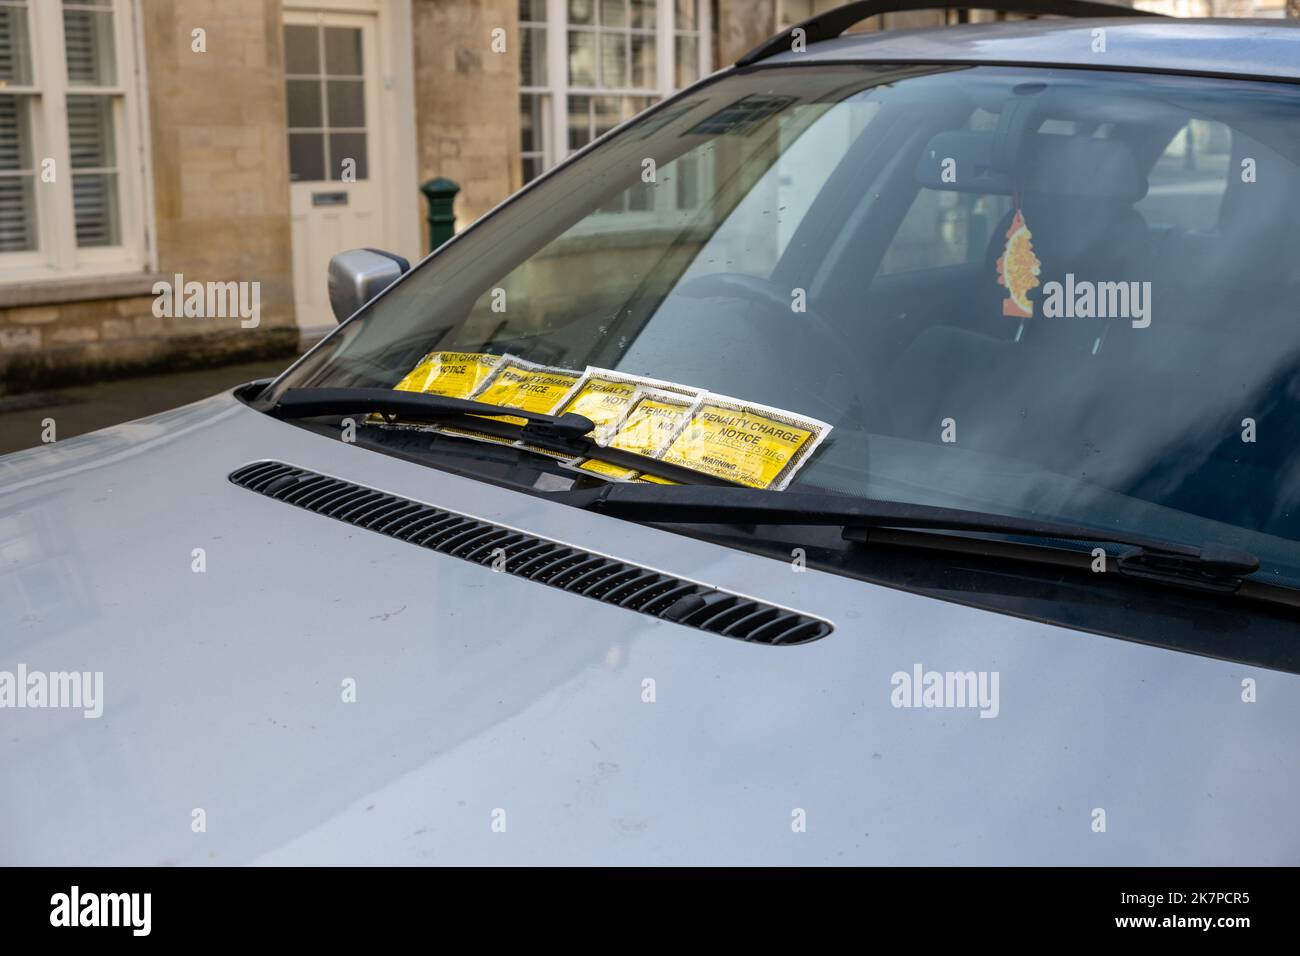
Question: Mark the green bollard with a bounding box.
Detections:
[420,177,460,252]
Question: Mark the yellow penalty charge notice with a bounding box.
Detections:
[393,351,502,399]
[658,395,830,490]
[570,387,700,481]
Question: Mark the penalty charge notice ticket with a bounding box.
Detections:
[393,351,503,399]
[468,355,583,425]
[437,355,583,450]
[570,387,701,481]
[659,395,830,490]
[553,368,702,446]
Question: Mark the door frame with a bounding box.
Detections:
[282,0,420,340]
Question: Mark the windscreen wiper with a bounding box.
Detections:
[269,387,595,441]
[265,387,743,487]
[561,482,1264,593]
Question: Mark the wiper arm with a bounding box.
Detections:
[562,483,1262,589]
[268,387,596,441]
[265,387,742,487]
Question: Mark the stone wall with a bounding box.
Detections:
[0,0,297,395]
[144,0,295,320]
[411,0,521,242]
[0,292,297,395]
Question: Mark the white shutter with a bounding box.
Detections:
[0,2,33,85]
[0,179,35,252]
[0,96,36,252]
[0,3,35,253]
[62,1,116,87]
[63,0,122,248]
[66,95,118,247]
[66,94,110,167]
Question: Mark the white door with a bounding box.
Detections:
[284,10,387,332]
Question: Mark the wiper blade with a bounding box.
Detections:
[269,387,596,441]
[562,483,1262,588]
[266,387,742,487]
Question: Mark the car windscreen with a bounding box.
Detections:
[269,63,1300,586]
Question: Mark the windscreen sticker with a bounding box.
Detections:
[659,395,831,490]
[394,351,502,399]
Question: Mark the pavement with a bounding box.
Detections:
[0,357,293,457]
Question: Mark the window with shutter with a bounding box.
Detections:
[0,0,146,281]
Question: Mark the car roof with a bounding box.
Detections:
[756,18,1300,82]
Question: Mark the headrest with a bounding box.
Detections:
[916,130,1146,203]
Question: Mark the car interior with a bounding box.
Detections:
[698,73,1300,540]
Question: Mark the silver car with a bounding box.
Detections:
[3,3,1299,866]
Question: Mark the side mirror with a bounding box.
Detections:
[327,248,411,323]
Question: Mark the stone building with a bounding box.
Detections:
[0,0,1285,392]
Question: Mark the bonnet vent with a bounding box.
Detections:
[229,461,831,645]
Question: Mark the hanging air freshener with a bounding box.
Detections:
[996,206,1041,323]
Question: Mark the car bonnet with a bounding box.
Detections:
[0,391,1297,864]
